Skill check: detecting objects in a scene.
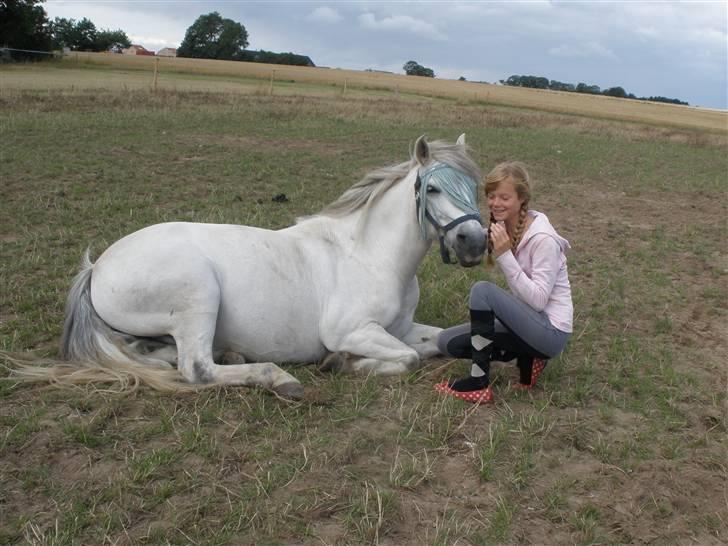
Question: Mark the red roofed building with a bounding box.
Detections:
[122,45,154,56]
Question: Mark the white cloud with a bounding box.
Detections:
[548,42,619,62]
[685,27,728,49]
[45,3,185,51]
[307,6,342,23]
[245,20,305,53]
[358,13,446,41]
[635,26,659,39]
[435,66,502,84]
[128,35,171,47]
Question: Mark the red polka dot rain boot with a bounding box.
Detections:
[434,381,494,405]
[513,357,548,390]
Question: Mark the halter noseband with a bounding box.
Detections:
[414,170,482,264]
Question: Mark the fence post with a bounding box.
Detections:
[152,57,159,92]
[343,78,348,96]
[269,69,276,96]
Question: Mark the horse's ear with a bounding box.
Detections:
[456,133,466,146]
[415,135,430,165]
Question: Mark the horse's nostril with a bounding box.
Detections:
[457,233,467,241]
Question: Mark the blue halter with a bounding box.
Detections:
[414,163,482,264]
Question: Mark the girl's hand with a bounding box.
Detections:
[490,222,511,257]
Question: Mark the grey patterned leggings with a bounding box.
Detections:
[437,281,570,360]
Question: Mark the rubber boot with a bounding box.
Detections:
[434,309,495,404]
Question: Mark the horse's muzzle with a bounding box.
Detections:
[449,221,486,267]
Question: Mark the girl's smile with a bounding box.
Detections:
[486,178,525,230]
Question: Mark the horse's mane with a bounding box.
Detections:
[306,140,481,220]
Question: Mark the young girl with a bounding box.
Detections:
[435,161,573,404]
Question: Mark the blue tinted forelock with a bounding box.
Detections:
[417,163,480,238]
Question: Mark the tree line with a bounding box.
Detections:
[500,75,688,106]
[0,0,130,56]
[177,12,314,66]
[403,60,435,78]
[0,2,314,66]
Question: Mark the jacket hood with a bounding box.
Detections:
[518,210,570,253]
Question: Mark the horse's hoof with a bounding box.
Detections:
[319,351,351,373]
[274,382,304,400]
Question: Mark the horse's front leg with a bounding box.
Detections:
[385,277,442,361]
[321,323,420,375]
[401,323,443,359]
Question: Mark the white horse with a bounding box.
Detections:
[27,135,485,398]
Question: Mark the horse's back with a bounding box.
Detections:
[90,222,331,361]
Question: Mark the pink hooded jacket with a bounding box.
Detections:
[495,210,573,333]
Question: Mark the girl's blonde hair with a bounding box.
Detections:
[484,161,531,264]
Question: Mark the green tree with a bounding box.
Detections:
[504,75,550,89]
[549,79,575,92]
[50,16,97,50]
[603,86,627,98]
[403,60,435,78]
[95,29,130,52]
[72,17,96,50]
[177,12,248,60]
[642,95,688,106]
[238,49,314,66]
[0,0,52,52]
[576,82,601,95]
[51,17,130,52]
[49,16,74,48]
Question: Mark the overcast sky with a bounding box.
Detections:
[45,1,728,109]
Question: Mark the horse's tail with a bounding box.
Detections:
[59,249,109,361]
[3,250,198,393]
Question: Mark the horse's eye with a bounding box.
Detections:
[426,186,440,194]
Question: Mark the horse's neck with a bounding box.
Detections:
[355,174,431,281]
[292,173,431,281]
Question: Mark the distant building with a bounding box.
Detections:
[157,48,177,58]
[122,45,154,56]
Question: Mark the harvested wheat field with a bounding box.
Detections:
[53,52,728,133]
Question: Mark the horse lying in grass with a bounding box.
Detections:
[15,135,486,398]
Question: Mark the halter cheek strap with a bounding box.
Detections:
[438,212,483,232]
[426,209,482,264]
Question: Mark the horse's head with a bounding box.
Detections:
[413,134,486,267]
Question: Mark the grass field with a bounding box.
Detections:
[1,63,727,545]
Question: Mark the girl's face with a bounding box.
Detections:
[486,178,524,224]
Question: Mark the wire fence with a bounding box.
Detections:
[0,47,63,61]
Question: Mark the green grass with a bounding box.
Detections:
[0,67,727,545]
[487,495,516,542]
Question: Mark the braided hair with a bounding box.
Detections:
[484,161,531,266]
